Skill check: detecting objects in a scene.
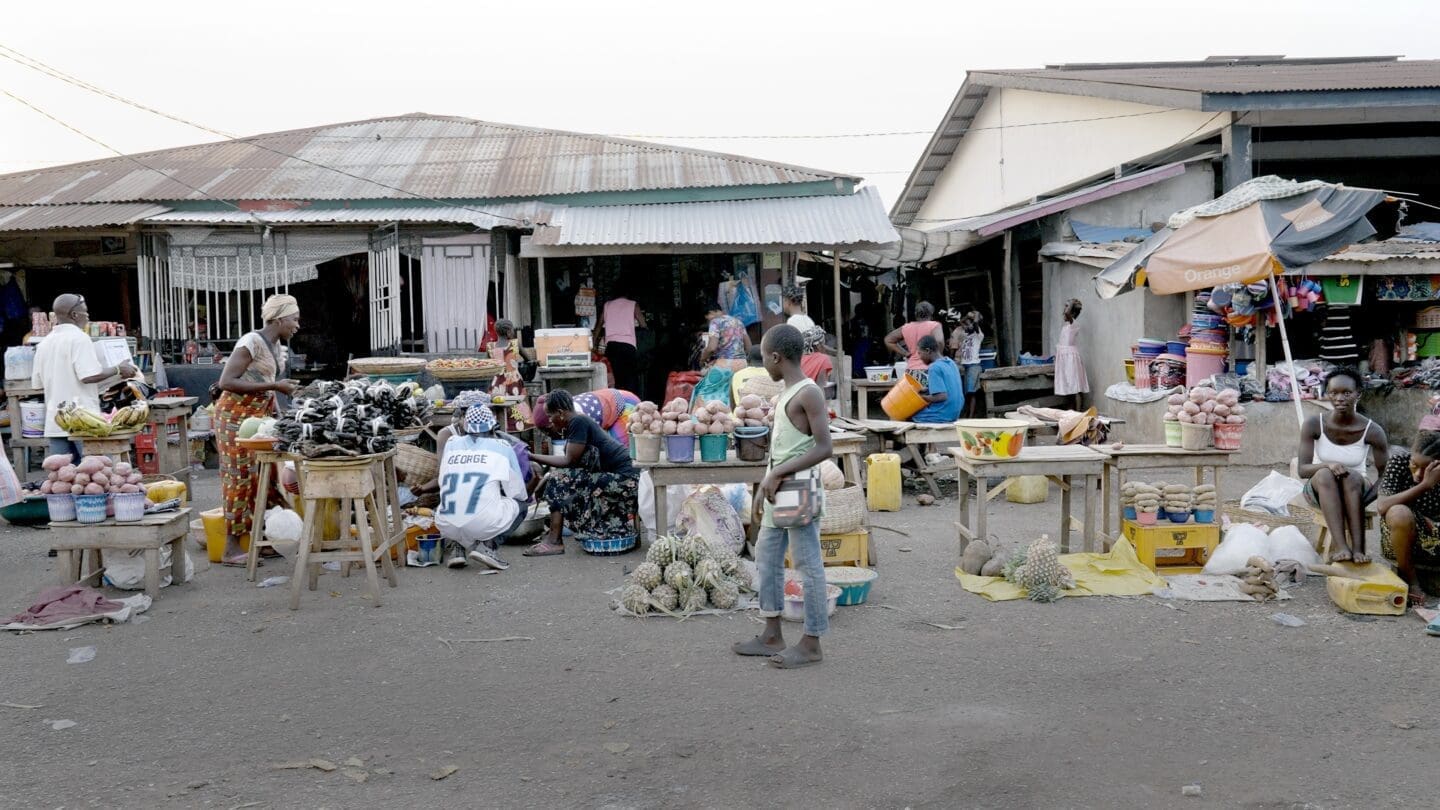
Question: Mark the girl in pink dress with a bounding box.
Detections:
[1055,299,1089,404]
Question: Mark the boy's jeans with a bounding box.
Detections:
[755,522,828,637]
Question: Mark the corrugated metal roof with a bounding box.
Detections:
[0,202,170,231]
[144,202,557,229]
[891,80,991,224]
[529,186,897,248]
[1322,239,1440,262]
[0,114,858,207]
[975,57,1440,96]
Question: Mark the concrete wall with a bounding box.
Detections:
[1038,165,1215,405]
[913,88,1227,226]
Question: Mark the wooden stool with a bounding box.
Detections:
[247,449,302,583]
[75,433,136,464]
[50,509,193,598]
[289,455,400,610]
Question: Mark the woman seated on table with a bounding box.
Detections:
[526,390,640,557]
[533,388,639,449]
[1375,430,1440,606]
[911,336,962,424]
[1296,367,1388,563]
[800,326,833,387]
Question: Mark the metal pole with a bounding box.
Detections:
[832,249,847,418]
[1267,274,1305,426]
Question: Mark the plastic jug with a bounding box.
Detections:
[865,453,902,512]
[1326,562,1407,615]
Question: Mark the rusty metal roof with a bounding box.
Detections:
[144,201,557,229]
[0,114,858,207]
[0,202,169,231]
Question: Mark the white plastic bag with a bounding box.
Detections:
[1241,471,1305,516]
[263,506,303,543]
[637,472,693,537]
[1266,525,1322,568]
[1203,524,1270,575]
[103,546,193,590]
[675,485,746,555]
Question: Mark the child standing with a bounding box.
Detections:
[732,324,834,668]
[949,311,984,418]
[1055,299,1090,408]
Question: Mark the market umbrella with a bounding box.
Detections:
[1093,176,1389,424]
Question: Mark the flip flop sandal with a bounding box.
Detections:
[522,543,565,557]
[220,555,256,568]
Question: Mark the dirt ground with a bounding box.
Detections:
[0,465,1434,810]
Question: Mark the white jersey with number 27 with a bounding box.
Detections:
[435,435,526,545]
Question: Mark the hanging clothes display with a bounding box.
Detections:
[1318,305,1360,365]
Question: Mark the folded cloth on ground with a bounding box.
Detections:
[3,586,151,630]
[955,538,1165,601]
[1158,574,1292,602]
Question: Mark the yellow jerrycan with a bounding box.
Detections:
[865,453,902,512]
[1326,561,1407,615]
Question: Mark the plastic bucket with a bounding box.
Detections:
[1164,420,1183,447]
[416,533,442,565]
[880,374,927,421]
[74,494,108,524]
[698,433,729,462]
[665,435,696,463]
[1212,421,1244,451]
[20,401,45,438]
[113,492,147,522]
[634,434,662,463]
[200,507,239,562]
[1181,422,1212,451]
[735,426,770,462]
[1185,347,1227,388]
[46,494,76,522]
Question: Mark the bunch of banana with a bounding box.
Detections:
[56,400,113,437]
[109,400,151,431]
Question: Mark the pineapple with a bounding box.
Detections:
[708,579,740,610]
[631,561,663,591]
[646,535,679,567]
[679,583,708,614]
[1017,536,1074,603]
[693,558,724,590]
[730,566,753,592]
[1002,546,1029,584]
[650,583,679,611]
[620,582,652,615]
[680,535,708,567]
[664,560,693,591]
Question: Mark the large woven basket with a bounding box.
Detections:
[1222,500,1316,537]
[394,443,439,485]
[349,357,426,376]
[426,359,503,380]
[820,483,866,535]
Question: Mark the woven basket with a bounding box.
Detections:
[349,357,426,375]
[394,443,438,485]
[820,483,866,535]
[1222,501,1315,536]
[426,359,504,380]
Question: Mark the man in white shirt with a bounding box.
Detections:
[31,294,136,461]
[434,405,529,571]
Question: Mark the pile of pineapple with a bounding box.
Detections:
[619,534,753,616]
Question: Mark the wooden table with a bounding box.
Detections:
[830,430,866,484]
[980,365,1063,417]
[1099,444,1235,541]
[850,419,960,499]
[289,452,403,609]
[72,431,138,464]
[147,396,198,488]
[50,509,193,597]
[852,379,893,421]
[636,452,767,536]
[951,445,1108,555]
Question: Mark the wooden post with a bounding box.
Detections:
[1000,231,1018,365]
[537,256,549,327]
[833,250,848,417]
[1222,121,1253,191]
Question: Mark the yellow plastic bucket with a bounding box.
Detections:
[865,453,902,512]
[201,507,251,562]
[880,374,927,421]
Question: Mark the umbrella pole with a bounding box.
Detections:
[1267,274,1305,426]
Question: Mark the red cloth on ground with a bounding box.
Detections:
[6,585,124,626]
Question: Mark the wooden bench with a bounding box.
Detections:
[50,509,193,598]
[980,365,1061,417]
[844,418,960,499]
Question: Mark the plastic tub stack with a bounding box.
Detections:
[1185,292,1230,387]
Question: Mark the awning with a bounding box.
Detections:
[0,203,170,231]
[522,187,899,257]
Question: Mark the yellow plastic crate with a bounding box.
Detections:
[1121,520,1219,574]
[786,529,870,568]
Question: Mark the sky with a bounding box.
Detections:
[2,0,1439,210]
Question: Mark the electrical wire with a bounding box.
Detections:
[0,42,537,226]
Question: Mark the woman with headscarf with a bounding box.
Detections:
[884,301,944,387]
[526,390,640,556]
[532,388,640,448]
[700,301,752,373]
[800,325,833,386]
[214,294,301,566]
